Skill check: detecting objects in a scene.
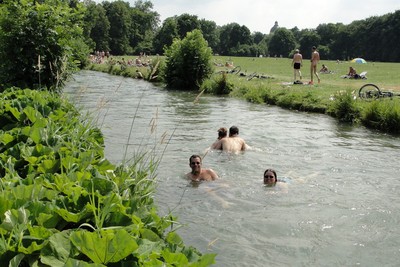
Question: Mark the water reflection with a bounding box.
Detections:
[64,71,400,267]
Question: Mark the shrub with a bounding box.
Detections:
[327,90,360,123]
[201,72,234,95]
[0,87,216,266]
[163,29,214,90]
[0,0,89,91]
[361,99,400,133]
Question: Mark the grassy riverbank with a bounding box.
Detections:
[88,56,400,134]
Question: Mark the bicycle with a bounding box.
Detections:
[358,83,400,99]
[215,66,241,75]
[246,72,274,81]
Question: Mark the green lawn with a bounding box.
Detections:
[212,55,400,93]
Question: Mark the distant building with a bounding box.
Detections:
[270,21,279,34]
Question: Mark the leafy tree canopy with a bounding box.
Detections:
[163,29,213,90]
[0,0,90,91]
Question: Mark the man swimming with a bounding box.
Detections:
[186,154,218,182]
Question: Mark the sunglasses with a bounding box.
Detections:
[191,162,201,165]
[264,175,275,179]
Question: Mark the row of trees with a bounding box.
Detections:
[84,0,400,62]
[1,0,399,92]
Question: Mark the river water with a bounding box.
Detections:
[64,70,400,267]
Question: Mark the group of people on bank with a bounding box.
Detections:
[292,46,367,83]
[185,126,280,187]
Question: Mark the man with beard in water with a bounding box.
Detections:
[186,155,218,182]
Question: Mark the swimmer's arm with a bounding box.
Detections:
[212,140,222,150]
[209,169,218,180]
[210,140,220,150]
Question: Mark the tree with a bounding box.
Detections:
[252,31,265,44]
[103,1,131,55]
[218,23,252,55]
[176,13,201,39]
[268,28,296,57]
[153,17,179,54]
[129,0,159,54]
[0,0,90,91]
[199,19,219,53]
[298,30,321,59]
[163,29,213,90]
[83,1,110,52]
[329,26,351,60]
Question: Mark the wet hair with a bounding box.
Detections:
[264,168,277,182]
[189,154,202,163]
[229,126,239,136]
[312,46,317,50]
[217,127,228,139]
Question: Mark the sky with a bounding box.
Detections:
[98,0,400,33]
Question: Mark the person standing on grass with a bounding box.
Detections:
[310,46,320,84]
[292,49,303,81]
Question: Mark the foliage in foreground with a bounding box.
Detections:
[163,29,214,90]
[0,88,215,266]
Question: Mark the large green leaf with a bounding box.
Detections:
[4,103,21,121]
[64,258,106,267]
[40,231,71,267]
[54,207,88,223]
[0,207,29,231]
[0,132,14,145]
[9,254,25,267]
[70,229,138,264]
[24,106,43,124]
[37,158,60,174]
[140,228,161,242]
[166,231,183,245]
[161,250,189,266]
[133,239,163,260]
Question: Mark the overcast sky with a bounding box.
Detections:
[96,0,400,33]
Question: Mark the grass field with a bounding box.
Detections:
[93,54,400,94]
[212,55,400,93]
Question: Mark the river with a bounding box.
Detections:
[64,70,400,266]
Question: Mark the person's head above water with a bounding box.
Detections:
[229,126,239,136]
[217,127,228,140]
[264,168,277,185]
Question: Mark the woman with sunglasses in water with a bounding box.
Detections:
[263,169,278,186]
[263,168,289,192]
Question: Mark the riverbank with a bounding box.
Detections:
[0,87,215,265]
[87,56,400,134]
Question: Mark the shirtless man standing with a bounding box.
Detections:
[310,46,320,84]
[292,49,303,81]
[213,126,248,153]
[186,155,218,182]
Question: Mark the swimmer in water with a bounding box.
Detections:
[263,168,288,192]
[186,154,218,182]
